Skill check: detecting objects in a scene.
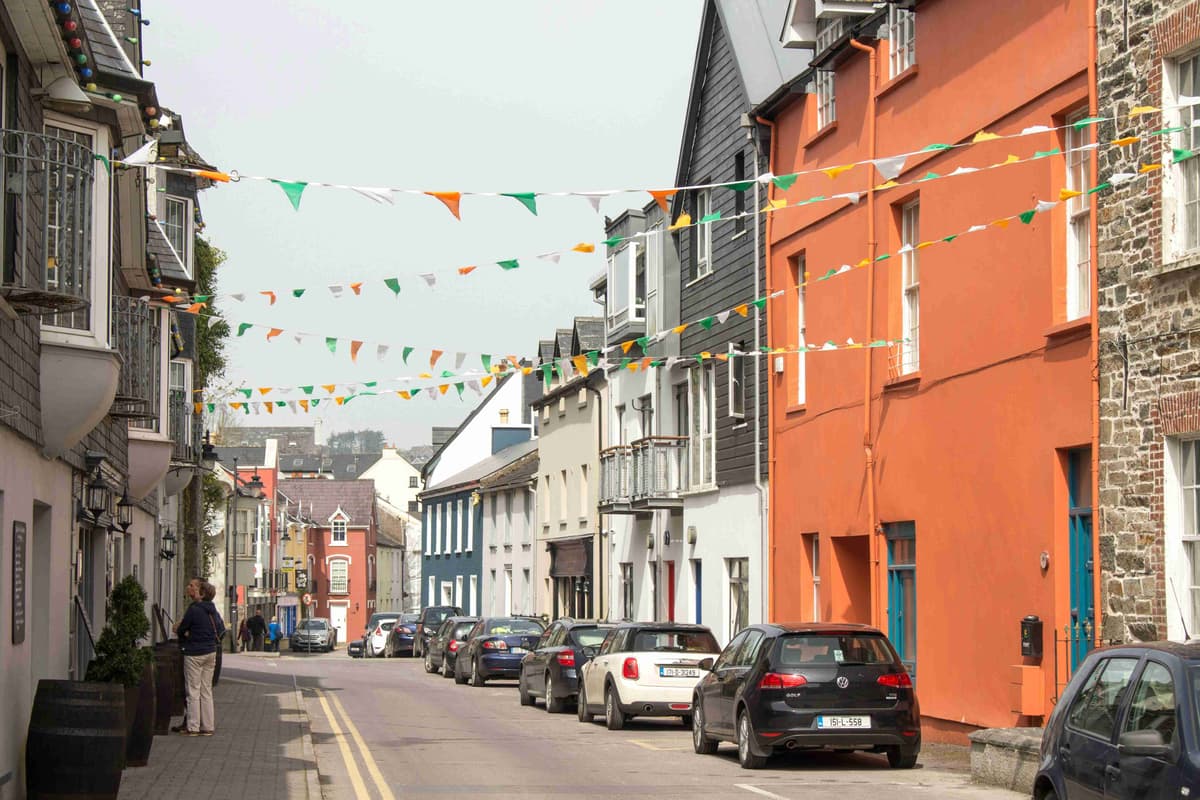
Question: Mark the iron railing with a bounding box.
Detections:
[111,295,161,421]
[599,445,631,508]
[888,328,920,381]
[0,128,95,315]
[630,436,687,503]
[168,388,196,462]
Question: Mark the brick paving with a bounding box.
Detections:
[117,673,320,800]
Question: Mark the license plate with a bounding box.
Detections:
[510,647,527,654]
[817,715,871,729]
[659,667,699,678]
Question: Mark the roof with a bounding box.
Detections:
[147,218,190,284]
[277,478,376,526]
[76,0,145,84]
[215,447,267,468]
[421,372,516,481]
[398,445,435,467]
[375,525,405,549]
[538,340,556,364]
[478,449,539,493]
[573,317,605,352]
[554,328,573,357]
[423,438,539,497]
[1090,641,1200,660]
[613,622,715,631]
[278,453,382,481]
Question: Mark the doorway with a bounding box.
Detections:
[666,561,675,622]
[1068,449,1094,670]
[329,603,347,645]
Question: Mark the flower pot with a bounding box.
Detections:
[26,679,126,799]
[125,662,156,767]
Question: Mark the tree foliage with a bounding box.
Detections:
[194,236,229,385]
[85,575,152,687]
[328,429,386,454]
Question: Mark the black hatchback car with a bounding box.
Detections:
[519,619,614,713]
[1034,641,1200,799]
[413,605,462,658]
[423,616,479,678]
[691,623,920,770]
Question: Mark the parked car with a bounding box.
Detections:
[455,616,546,686]
[366,618,398,658]
[1033,641,1200,799]
[291,618,337,653]
[577,622,720,730]
[346,638,365,658]
[424,616,479,677]
[384,613,420,658]
[519,619,614,712]
[690,623,920,770]
[413,605,463,658]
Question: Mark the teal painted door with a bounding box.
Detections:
[885,522,917,680]
[1068,449,1094,670]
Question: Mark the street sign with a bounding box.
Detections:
[302,593,312,606]
[295,569,308,589]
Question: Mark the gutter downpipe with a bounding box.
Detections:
[1087,0,1101,650]
[754,114,777,624]
[752,128,768,625]
[586,379,606,620]
[849,36,882,630]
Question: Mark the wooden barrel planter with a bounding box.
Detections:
[125,662,156,767]
[153,642,183,732]
[26,679,126,800]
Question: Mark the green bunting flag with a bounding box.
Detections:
[799,195,826,205]
[821,268,838,280]
[276,401,287,408]
[620,358,631,370]
[541,363,553,387]
[206,403,215,412]
[1087,182,1111,195]
[325,337,337,354]
[402,346,414,364]
[586,350,600,366]
[635,336,650,349]
[694,354,705,365]
[921,143,952,151]
[384,278,401,297]
[455,382,465,397]
[498,259,520,271]
[271,179,308,211]
[875,253,891,262]
[481,354,492,372]
[603,236,622,247]
[727,181,754,193]
[292,289,305,298]
[869,340,887,348]
[311,399,321,407]
[1033,148,1061,159]
[409,389,420,397]
[194,294,211,303]
[1149,126,1187,137]
[238,389,252,398]
[501,193,538,215]
[93,153,111,174]
[1072,116,1105,129]
[772,174,799,191]
[1018,210,1036,224]
[752,298,767,310]
[1173,148,1195,164]
[300,386,314,395]
[440,370,454,378]
[920,172,940,181]
[699,317,715,330]
[943,234,958,243]
[237,323,252,337]
[651,359,665,368]
[364,381,377,388]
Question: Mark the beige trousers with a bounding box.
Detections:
[183,652,216,732]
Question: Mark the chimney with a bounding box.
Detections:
[499,409,510,424]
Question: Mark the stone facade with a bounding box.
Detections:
[1097,0,1200,642]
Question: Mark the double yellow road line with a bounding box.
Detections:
[313,688,396,800]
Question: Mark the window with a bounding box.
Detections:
[469,575,478,615]
[559,470,568,520]
[522,491,531,543]
[637,395,653,438]
[442,503,450,553]
[792,255,807,404]
[332,518,347,544]
[815,16,843,52]
[428,576,435,606]
[1124,661,1177,744]
[735,630,766,667]
[1068,448,1094,668]
[522,569,531,613]
[455,575,463,608]
[645,225,662,336]
[900,201,920,374]
[620,563,634,620]
[579,466,588,517]
[504,491,513,545]
[409,476,419,488]
[455,499,463,552]
[688,364,716,488]
[887,5,916,78]
[733,152,746,235]
[162,195,189,269]
[886,522,916,677]
[408,500,418,514]
[728,343,746,420]
[43,122,104,336]
[634,245,647,321]
[1067,657,1139,739]
[815,69,836,129]
[607,243,643,327]
[1175,54,1200,254]
[430,505,439,555]
[1180,439,1200,632]
[466,496,474,551]
[235,509,251,556]
[1065,111,1091,321]
[695,189,713,279]
[424,508,431,555]
[692,559,702,624]
[489,570,497,614]
[805,533,821,621]
[727,558,750,636]
[330,560,349,594]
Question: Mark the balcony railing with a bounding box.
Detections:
[330,578,349,595]
[111,295,160,420]
[599,445,632,512]
[887,331,919,382]
[631,436,687,509]
[0,128,95,315]
[168,388,197,462]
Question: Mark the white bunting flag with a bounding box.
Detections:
[351,187,394,205]
[872,155,908,181]
[377,345,389,362]
[716,310,731,325]
[419,273,437,288]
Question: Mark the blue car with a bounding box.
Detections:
[1034,641,1200,799]
[455,616,545,687]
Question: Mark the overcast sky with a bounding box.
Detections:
[146,1,704,448]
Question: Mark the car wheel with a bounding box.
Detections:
[470,657,486,687]
[577,681,593,723]
[692,700,718,754]
[737,711,768,770]
[885,746,918,770]
[454,661,468,685]
[545,673,565,713]
[604,686,625,731]
[424,651,436,673]
[519,675,534,706]
[442,657,453,679]
[679,714,693,728]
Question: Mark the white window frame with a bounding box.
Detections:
[1166,52,1200,259]
[41,115,112,348]
[1065,111,1092,321]
[466,498,474,552]
[696,189,713,279]
[811,535,821,622]
[815,69,836,130]
[455,498,463,553]
[901,201,921,374]
[442,503,450,554]
[331,517,348,545]
[504,491,513,545]
[796,256,807,404]
[645,225,662,335]
[469,574,478,615]
[815,16,843,53]
[159,192,192,277]
[454,575,463,608]
[887,5,916,79]
[1167,437,1200,640]
[688,364,716,489]
[429,505,438,555]
[728,343,746,420]
[579,466,588,518]
[428,575,435,606]
[329,559,349,594]
[727,557,750,637]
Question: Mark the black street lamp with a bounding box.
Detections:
[114,488,134,533]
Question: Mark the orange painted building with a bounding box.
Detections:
[760,0,1097,738]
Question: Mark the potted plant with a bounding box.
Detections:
[86,575,156,768]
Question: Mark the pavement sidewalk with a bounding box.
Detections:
[117,668,321,800]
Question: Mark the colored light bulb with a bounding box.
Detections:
[68,37,81,49]
[79,67,93,78]
[62,20,77,32]
[144,106,156,116]
[108,93,123,102]
[74,54,87,64]
[84,82,97,91]
[56,3,71,14]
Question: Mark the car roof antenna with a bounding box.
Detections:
[1169,577,1191,641]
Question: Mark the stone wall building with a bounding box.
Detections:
[1097,0,1200,643]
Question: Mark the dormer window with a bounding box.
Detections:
[332,518,347,544]
[162,196,189,264]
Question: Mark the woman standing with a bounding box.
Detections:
[175,578,225,735]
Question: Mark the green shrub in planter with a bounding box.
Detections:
[86,575,152,687]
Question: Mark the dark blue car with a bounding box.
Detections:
[455,616,545,687]
[518,619,613,713]
[1034,641,1200,799]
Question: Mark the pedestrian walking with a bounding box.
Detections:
[238,618,251,652]
[174,578,225,736]
[248,610,267,651]
[268,617,281,653]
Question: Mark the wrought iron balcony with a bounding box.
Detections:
[598,445,633,513]
[168,388,198,462]
[0,128,95,315]
[111,295,160,420]
[630,436,687,510]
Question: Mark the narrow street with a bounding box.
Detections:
[224,653,1023,800]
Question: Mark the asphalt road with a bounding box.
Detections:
[229,650,1026,800]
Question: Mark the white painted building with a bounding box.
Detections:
[479,448,539,617]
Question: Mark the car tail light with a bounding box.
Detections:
[759,673,807,690]
[448,640,459,652]
[877,672,913,688]
[622,657,639,680]
[482,639,508,650]
[374,627,382,637]
[557,651,576,667]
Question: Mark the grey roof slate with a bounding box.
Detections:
[77,0,143,82]
[399,445,435,467]
[538,340,556,363]
[574,317,605,352]
[278,478,376,526]
[279,453,383,480]
[423,438,539,496]
[215,447,267,468]
[478,449,539,492]
[717,0,811,107]
[554,328,573,357]
[148,219,189,284]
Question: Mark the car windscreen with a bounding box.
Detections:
[452,621,476,638]
[631,629,719,653]
[401,614,419,623]
[773,633,896,667]
[484,619,545,635]
[425,609,453,625]
[297,621,327,630]
[569,628,611,648]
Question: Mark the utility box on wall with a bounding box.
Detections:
[1020,615,1043,659]
[1009,665,1044,715]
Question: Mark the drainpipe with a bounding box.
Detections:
[586,379,605,619]
[848,36,882,629]
[1087,0,1101,648]
[755,114,777,623]
[750,121,768,625]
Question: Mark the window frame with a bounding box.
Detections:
[900,200,921,375]
[1065,109,1092,321]
[331,517,348,545]
[688,364,716,489]
[160,192,192,277]
[886,521,917,678]
[1065,656,1140,742]
[733,152,746,236]
[815,69,836,130]
[886,5,916,79]
[1181,438,1200,632]
[727,557,750,636]
[1168,51,1200,259]
[695,189,713,279]
[728,342,746,420]
[329,559,349,594]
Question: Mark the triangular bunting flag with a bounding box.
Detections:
[572,243,595,253]
[236,323,252,337]
[430,350,443,368]
[716,310,731,324]
[668,212,692,231]
[1059,188,1083,201]
[454,352,466,370]
[328,285,344,298]
[648,189,677,213]
[419,273,436,287]
[292,289,305,298]
[972,131,1000,143]
[260,291,276,305]
[872,155,907,180]
[350,341,363,362]
[699,317,714,330]
[426,191,462,219]
[1018,210,1036,224]
[299,399,309,412]
[458,265,477,275]
[772,173,799,190]
[350,282,363,295]
[351,186,394,204]
[266,328,283,341]
[498,259,520,271]
[501,192,537,215]
[322,384,336,394]
[325,337,337,354]
[572,355,588,377]
[734,304,749,317]
[272,180,308,211]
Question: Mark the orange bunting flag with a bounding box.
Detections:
[992,218,1011,228]
[481,376,494,388]
[258,387,272,396]
[266,328,283,341]
[231,402,243,411]
[457,265,477,275]
[196,170,231,183]
[350,282,363,296]
[350,341,363,362]
[648,189,678,214]
[822,164,855,179]
[430,350,444,368]
[734,304,749,317]
[572,355,589,377]
[162,295,181,304]
[426,191,462,220]
[193,403,203,414]
[183,302,205,314]
[335,396,346,406]
[1059,188,1083,201]
[572,242,595,253]
[299,399,310,411]
[620,340,635,354]
[396,391,410,400]
[322,384,336,394]
[507,355,521,369]
[668,212,692,231]
[264,403,274,415]
[673,324,689,335]
[1140,163,1163,173]
[438,384,449,395]
[715,353,729,362]
[640,357,653,371]
[916,241,936,250]
[1111,136,1140,147]
[260,291,277,305]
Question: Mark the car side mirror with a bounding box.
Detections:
[699,657,715,671]
[1118,729,1172,759]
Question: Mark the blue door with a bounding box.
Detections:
[885,522,917,680]
[692,560,702,625]
[1068,449,1094,670]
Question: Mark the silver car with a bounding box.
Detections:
[292,617,337,653]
